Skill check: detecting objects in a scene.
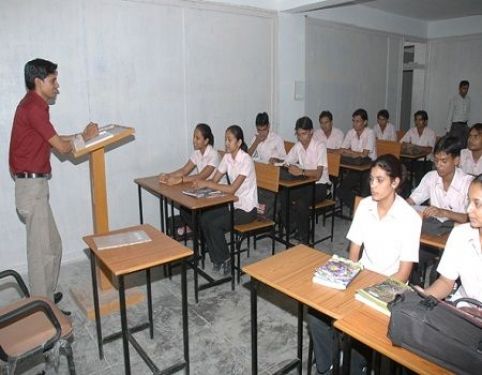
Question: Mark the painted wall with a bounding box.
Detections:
[0,0,276,272]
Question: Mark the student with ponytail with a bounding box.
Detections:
[194,125,258,274]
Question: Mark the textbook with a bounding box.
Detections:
[312,255,363,290]
[355,278,412,316]
[93,230,151,251]
[182,187,223,198]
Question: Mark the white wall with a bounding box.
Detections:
[427,15,482,39]
[0,0,276,272]
[305,18,404,133]
[425,33,482,135]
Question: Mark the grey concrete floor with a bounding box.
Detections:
[3,215,353,375]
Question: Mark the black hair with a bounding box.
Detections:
[295,116,313,130]
[377,109,389,119]
[433,135,462,158]
[226,125,248,152]
[255,112,269,127]
[352,108,368,122]
[195,123,214,146]
[319,111,333,122]
[414,110,428,121]
[472,173,482,186]
[459,80,470,88]
[371,154,402,181]
[469,123,482,133]
[24,58,57,90]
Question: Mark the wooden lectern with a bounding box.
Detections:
[71,125,144,319]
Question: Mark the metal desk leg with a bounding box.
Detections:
[341,334,352,375]
[181,260,190,375]
[297,302,303,375]
[230,202,235,291]
[192,209,200,303]
[146,269,153,339]
[160,196,165,233]
[311,183,316,245]
[118,276,131,375]
[250,279,258,375]
[285,189,291,249]
[163,197,169,233]
[138,185,144,224]
[90,251,103,360]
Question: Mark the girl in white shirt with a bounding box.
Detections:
[160,123,219,185]
[308,154,421,375]
[195,125,258,275]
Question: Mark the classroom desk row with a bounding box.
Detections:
[243,245,453,375]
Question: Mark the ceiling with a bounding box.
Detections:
[283,0,482,21]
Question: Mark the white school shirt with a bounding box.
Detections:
[459,149,482,177]
[400,127,436,148]
[217,149,258,212]
[437,223,482,303]
[448,94,470,125]
[189,145,219,178]
[313,127,344,150]
[250,130,286,162]
[374,122,397,141]
[409,168,473,214]
[285,138,330,185]
[341,127,377,160]
[347,195,421,276]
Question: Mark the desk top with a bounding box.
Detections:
[279,176,318,188]
[400,149,431,160]
[83,224,193,276]
[242,245,385,320]
[134,175,237,209]
[420,231,448,250]
[339,162,372,172]
[334,305,453,375]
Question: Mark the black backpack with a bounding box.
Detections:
[387,290,482,375]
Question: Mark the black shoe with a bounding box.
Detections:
[222,260,231,276]
[54,292,63,304]
[61,309,72,316]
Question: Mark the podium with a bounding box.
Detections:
[70,125,144,319]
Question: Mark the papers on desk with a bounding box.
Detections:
[312,255,363,290]
[182,187,224,198]
[93,230,151,250]
[355,278,412,316]
[72,124,116,152]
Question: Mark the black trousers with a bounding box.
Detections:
[199,206,257,264]
[280,183,328,244]
[449,122,469,148]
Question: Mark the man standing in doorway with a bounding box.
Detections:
[448,80,471,148]
[9,58,98,310]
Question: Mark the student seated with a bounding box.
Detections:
[273,116,330,244]
[459,123,482,177]
[420,174,482,304]
[400,110,436,185]
[407,135,473,224]
[338,108,376,209]
[247,112,286,218]
[373,109,396,141]
[308,154,421,375]
[159,123,219,230]
[407,136,473,285]
[195,125,257,275]
[313,110,344,150]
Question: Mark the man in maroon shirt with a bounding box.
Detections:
[9,58,98,309]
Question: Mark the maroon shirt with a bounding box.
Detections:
[9,91,57,174]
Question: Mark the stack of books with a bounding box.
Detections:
[182,187,223,198]
[355,278,412,316]
[312,255,363,290]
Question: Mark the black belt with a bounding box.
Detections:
[14,172,51,179]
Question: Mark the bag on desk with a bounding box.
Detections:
[340,156,371,166]
[421,217,454,236]
[387,290,482,375]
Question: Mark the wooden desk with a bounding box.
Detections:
[278,176,318,248]
[420,231,448,250]
[334,305,453,375]
[400,149,432,185]
[134,175,238,302]
[84,224,193,375]
[242,245,385,374]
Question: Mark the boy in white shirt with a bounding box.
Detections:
[247,112,286,219]
[460,123,482,176]
[374,109,397,141]
[313,110,344,150]
[338,108,376,210]
[400,110,437,185]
